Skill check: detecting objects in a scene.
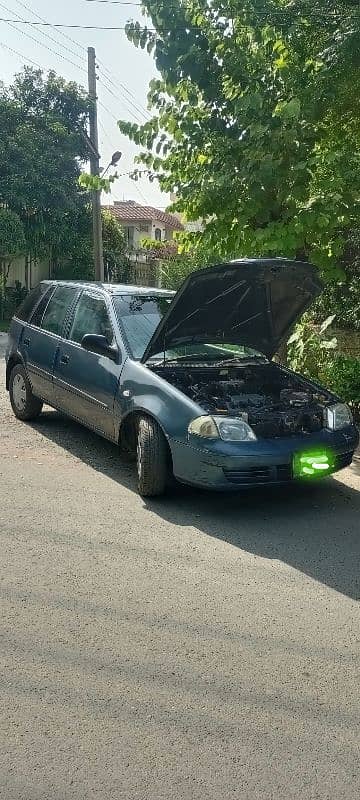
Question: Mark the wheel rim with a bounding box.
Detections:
[12,373,27,411]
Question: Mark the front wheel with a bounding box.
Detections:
[137,416,170,497]
[9,364,43,421]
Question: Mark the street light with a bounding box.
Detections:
[101,151,122,178]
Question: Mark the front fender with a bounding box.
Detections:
[115,358,203,441]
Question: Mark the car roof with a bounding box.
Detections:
[40,280,175,297]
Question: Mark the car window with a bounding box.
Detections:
[113,295,172,359]
[41,286,78,337]
[16,284,50,322]
[30,286,55,328]
[68,292,114,345]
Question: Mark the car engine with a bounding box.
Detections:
[151,362,332,438]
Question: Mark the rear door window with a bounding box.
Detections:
[41,286,79,337]
[16,284,50,322]
[29,286,55,327]
[68,292,114,344]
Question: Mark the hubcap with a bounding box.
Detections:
[12,374,27,411]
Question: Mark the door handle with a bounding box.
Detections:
[60,354,70,365]
[23,337,30,347]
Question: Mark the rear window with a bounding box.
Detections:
[41,286,79,337]
[15,284,50,322]
[30,286,55,328]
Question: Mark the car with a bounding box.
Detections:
[5,258,359,496]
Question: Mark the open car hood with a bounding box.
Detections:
[141,258,323,362]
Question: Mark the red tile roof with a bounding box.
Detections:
[105,201,183,231]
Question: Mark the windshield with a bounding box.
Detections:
[113,294,265,361]
[113,295,173,359]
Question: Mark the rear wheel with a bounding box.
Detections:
[137,416,169,497]
[9,364,43,421]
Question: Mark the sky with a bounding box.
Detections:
[0,0,168,208]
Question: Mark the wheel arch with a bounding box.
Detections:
[118,408,172,464]
[6,353,25,390]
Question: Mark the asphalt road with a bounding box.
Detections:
[1,333,360,800]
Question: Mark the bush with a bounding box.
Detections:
[287,317,360,420]
[323,355,360,418]
[2,281,27,320]
[286,315,337,381]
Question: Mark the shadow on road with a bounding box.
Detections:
[32,409,360,600]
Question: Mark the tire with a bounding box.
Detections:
[137,416,169,497]
[9,364,43,421]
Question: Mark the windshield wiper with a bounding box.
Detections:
[151,353,268,366]
[214,355,268,365]
[161,353,224,364]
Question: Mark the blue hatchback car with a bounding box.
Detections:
[5,258,359,496]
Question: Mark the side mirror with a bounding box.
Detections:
[81,334,119,362]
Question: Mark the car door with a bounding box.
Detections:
[20,285,79,404]
[53,290,121,439]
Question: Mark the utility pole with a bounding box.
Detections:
[87,46,104,282]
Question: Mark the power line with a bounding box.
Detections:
[13,0,87,50]
[9,0,85,65]
[97,59,149,116]
[0,38,41,67]
[0,16,88,73]
[97,66,149,122]
[11,1,150,124]
[98,98,121,122]
[0,5,85,67]
[0,18,151,29]
[99,118,117,150]
[98,77,145,124]
[1,13,354,30]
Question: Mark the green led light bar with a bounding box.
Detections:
[293,450,335,479]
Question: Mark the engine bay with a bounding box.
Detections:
[151,362,332,438]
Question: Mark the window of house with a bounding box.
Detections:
[154,228,162,241]
[139,223,149,233]
[126,226,135,246]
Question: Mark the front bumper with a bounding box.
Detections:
[169,426,359,490]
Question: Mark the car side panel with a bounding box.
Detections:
[18,323,60,403]
[53,341,121,439]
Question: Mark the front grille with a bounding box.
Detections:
[224,464,291,485]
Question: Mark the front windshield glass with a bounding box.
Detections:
[112,294,265,361]
[113,295,172,359]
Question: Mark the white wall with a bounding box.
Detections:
[7,257,50,289]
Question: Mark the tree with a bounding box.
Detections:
[0,209,26,319]
[53,209,130,283]
[0,68,90,265]
[119,1,360,278]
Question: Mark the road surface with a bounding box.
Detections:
[1,335,360,799]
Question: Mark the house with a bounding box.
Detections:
[106,200,183,253]
[106,200,184,286]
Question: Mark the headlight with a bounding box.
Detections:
[188,416,257,442]
[188,416,219,438]
[325,403,353,430]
